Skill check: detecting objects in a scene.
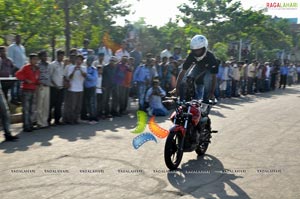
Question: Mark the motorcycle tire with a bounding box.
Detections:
[195,125,211,156]
[195,142,209,156]
[164,131,184,170]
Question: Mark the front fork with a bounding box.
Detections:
[171,106,191,152]
[180,106,191,151]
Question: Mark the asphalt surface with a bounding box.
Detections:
[1,85,300,199]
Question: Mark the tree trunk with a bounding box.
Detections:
[64,0,70,56]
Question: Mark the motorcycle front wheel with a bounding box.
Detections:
[164,131,184,170]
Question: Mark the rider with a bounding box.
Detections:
[175,35,218,102]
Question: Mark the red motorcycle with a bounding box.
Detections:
[164,98,217,170]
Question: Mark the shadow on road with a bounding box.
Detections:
[0,111,140,154]
[167,154,250,199]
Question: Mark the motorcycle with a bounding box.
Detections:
[164,98,218,170]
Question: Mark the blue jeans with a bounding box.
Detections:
[226,80,232,97]
[22,90,35,130]
[11,80,21,101]
[241,78,247,94]
[187,68,212,101]
[195,71,212,101]
[137,83,147,110]
[265,79,270,91]
[85,87,97,120]
[152,107,169,116]
[214,79,221,99]
[0,89,11,135]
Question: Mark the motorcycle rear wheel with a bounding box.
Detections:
[195,126,211,156]
[164,131,183,170]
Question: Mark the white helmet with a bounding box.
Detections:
[190,35,208,61]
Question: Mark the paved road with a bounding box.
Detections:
[1,85,300,199]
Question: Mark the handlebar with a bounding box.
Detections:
[164,96,216,106]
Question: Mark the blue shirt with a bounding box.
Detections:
[217,65,224,79]
[145,86,166,109]
[84,66,98,88]
[280,66,288,75]
[130,50,142,68]
[133,65,151,83]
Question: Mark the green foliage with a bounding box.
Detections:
[178,0,295,61]
[0,0,130,54]
[0,0,297,62]
[212,42,228,62]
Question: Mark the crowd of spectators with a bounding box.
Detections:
[1,34,300,141]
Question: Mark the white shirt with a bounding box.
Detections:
[96,75,103,94]
[232,65,240,81]
[222,67,230,80]
[67,65,87,92]
[92,60,104,68]
[115,48,130,61]
[265,65,271,79]
[160,49,172,59]
[98,47,112,65]
[247,64,256,78]
[7,43,26,69]
[49,60,64,88]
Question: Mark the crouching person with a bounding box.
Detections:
[145,79,168,116]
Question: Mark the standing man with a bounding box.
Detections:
[115,40,130,61]
[67,55,87,124]
[92,52,105,68]
[84,56,98,123]
[173,46,182,61]
[240,59,248,95]
[160,43,172,59]
[102,56,118,118]
[48,49,65,125]
[247,60,257,94]
[133,54,152,110]
[130,43,143,69]
[264,62,271,92]
[97,41,112,65]
[231,62,241,97]
[36,50,50,128]
[0,46,17,100]
[63,50,78,124]
[279,62,288,89]
[79,39,90,60]
[15,53,40,132]
[114,56,130,115]
[8,35,26,104]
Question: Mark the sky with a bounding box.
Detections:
[116,0,300,26]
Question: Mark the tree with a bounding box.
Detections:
[212,42,228,61]
[178,0,293,61]
[0,0,130,56]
